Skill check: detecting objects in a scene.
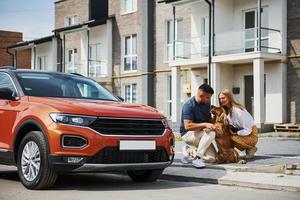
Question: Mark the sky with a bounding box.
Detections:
[0,0,55,41]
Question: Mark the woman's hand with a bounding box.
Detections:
[205,123,215,130]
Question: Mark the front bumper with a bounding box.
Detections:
[50,150,174,172]
[47,123,175,172]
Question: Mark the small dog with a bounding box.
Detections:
[206,106,246,164]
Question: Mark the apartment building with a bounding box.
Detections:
[6,0,294,131]
[159,0,287,131]
[8,0,112,88]
[287,0,300,124]
[109,0,154,106]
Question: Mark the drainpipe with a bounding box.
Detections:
[63,34,66,72]
[55,33,63,72]
[173,6,176,61]
[212,0,215,56]
[205,0,212,86]
[6,48,15,67]
[34,46,37,69]
[15,51,18,68]
[257,0,261,51]
[87,29,90,77]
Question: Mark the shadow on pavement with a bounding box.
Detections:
[0,168,202,191]
[0,170,20,182]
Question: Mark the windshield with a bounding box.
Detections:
[16,72,118,101]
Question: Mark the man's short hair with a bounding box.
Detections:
[198,84,214,94]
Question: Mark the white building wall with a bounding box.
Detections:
[232,62,286,123]
[190,0,285,54]
[89,24,109,76]
[35,40,56,71]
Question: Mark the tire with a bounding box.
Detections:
[17,131,57,190]
[127,169,164,182]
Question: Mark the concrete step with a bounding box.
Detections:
[162,165,300,192]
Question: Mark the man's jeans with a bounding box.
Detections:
[182,130,217,162]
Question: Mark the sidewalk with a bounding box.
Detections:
[162,139,300,192]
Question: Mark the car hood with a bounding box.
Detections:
[28,97,164,119]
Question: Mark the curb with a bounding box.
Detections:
[171,161,286,174]
[161,172,300,193]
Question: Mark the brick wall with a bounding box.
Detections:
[55,0,89,29]
[0,30,31,69]
[287,0,300,123]
[109,0,143,98]
[153,1,191,111]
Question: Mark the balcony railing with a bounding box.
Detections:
[88,60,108,78]
[65,60,108,78]
[168,27,282,60]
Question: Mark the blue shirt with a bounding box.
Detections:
[179,96,211,136]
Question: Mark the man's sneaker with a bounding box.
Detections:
[246,146,257,159]
[192,158,206,169]
[181,145,192,164]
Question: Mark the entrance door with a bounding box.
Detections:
[244,75,266,116]
[244,75,254,115]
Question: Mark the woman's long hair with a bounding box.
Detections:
[218,89,245,116]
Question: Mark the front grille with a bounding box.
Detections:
[87,147,169,164]
[88,118,165,136]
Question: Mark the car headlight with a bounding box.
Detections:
[161,119,170,129]
[50,113,97,126]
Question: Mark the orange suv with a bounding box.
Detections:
[0,67,175,189]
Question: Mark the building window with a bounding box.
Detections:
[166,19,183,61]
[89,43,102,77]
[37,56,48,70]
[124,34,137,71]
[201,17,209,56]
[66,48,78,73]
[124,83,137,103]
[166,75,172,118]
[65,16,78,27]
[122,0,137,14]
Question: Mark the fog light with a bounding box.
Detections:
[62,135,87,148]
[67,157,84,164]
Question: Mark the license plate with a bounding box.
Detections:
[119,140,156,151]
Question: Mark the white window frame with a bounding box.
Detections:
[89,43,102,78]
[165,19,183,61]
[201,17,209,56]
[124,83,137,103]
[66,48,77,73]
[123,34,137,72]
[121,0,137,15]
[65,15,78,27]
[166,75,172,118]
[36,55,48,70]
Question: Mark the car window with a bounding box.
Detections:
[16,72,118,101]
[0,73,17,95]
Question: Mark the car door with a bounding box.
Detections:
[0,72,19,151]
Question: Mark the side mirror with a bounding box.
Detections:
[118,96,124,102]
[0,88,16,101]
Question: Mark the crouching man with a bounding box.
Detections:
[180,84,217,168]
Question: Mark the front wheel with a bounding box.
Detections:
[17,131,57,190]
[127,169,164,182]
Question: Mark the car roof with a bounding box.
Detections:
[0,66,85,78]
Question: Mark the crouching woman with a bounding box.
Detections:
[218,89,258,159]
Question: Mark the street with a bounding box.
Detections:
[0,137,300,199]
[0,166,299,200]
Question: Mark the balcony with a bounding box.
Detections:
[64,60,109,82]
[167,27,282,63]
